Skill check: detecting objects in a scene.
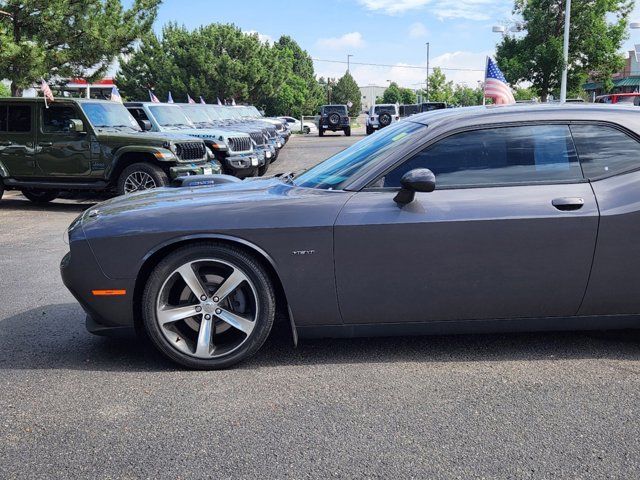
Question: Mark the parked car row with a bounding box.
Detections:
[0,98,291,203]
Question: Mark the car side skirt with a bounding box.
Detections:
[296,315,640,339]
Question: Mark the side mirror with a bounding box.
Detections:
[394,168,436,205]
[69,119,84,133]
[140,120,152,131]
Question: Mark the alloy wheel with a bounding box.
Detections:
[123,171,157,193]
[155,259,258,359]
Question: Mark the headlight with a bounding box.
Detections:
[230,158,251,168]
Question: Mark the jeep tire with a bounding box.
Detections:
[344,127,351,136]
[0,178,4,201]
[328,113,340,127]
[319,128,324,137]
[258,161,269,176]
[22,189,59,204]
[379,112,392,127]
[117,162,169,196]
[366,124,373,135]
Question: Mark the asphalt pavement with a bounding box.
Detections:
[1,130,640,479]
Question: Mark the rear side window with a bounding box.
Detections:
[2,105,32,132]
[571,124,640,179]
[42,105,78,133]
[382,125,582,188]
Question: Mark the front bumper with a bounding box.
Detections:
[61,241,137,335]
[169,161,221,179]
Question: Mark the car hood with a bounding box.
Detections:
[95,130,200,146]
[83,178,289,220]
[162,127,249,140]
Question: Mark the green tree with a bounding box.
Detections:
[331,71,361,116]
[117,24,322,116]
[0,0,160,96]
[379,82,417,104]
[425,67,454,103]
[513,86,537,101]
[496,0,632,101]
[452,85,484,106]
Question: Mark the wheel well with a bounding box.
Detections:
[132,238,292,340]
[110,152,166,186]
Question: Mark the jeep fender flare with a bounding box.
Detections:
[108,145,174,179]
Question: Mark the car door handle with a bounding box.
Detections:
[552,197,584,211]
[39,142,53,147]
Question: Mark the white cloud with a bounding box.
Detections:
[357,0,510,21]
[243,30,273,44]
[357,0,431,15]
[314,50,489,89]
[316,32,365,50]
[408,22,429,38]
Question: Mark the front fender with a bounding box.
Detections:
[107,146,176,178]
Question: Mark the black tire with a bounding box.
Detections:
[319,128,324,137]
[366,125,373,135]
[271,149,279,163]
[303,126,310,134]
[0,179,4,201]
[328,112,340,127]
[142,243,276,369]
[258,161,269,176]
[22,189,59,204]
[379,112,392,127]
[344,127,351,137]
[117,162,169,196]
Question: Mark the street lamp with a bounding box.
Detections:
[347,54,353,73]
[425,42,430,102]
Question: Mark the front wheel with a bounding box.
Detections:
[344,127,351,137]
[303,126,310,134]
[142,243,276,369]
[319,128,324,137]
[258,161,269,176]
[0,179,4,202]
[22,189,59,204]
[117,162,168,196]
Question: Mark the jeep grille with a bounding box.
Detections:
[228,136,252,152]
[265,127,277,139]
[175,142,206,161]
[249,131,265,146]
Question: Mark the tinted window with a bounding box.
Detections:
[571,124,640,178]
[0,106,6,131]
[7,105,31,132]
[42,105,78,133]
[382,125,582,188]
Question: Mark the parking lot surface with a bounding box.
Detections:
[2,131,640,479]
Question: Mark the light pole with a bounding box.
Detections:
[559,0,571,102]
[425,42,430,102]
[347,54,353,73]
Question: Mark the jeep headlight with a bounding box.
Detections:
[230,158,251,168]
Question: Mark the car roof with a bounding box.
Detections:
[407,103,640,133]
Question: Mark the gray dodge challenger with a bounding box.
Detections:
[62,104,640,369]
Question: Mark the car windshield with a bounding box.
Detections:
[149,106,194,129]
[374,105,396,114]
[81,102,141,131]
[181,106,213,125]
[323,105,347,114]
[293,121,425,190]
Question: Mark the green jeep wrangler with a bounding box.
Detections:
[0,98,219,203]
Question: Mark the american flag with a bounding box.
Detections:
[187,94,196,104]
[41,79,54,108]
[149,90,160,103]
[110,85,122,103]
[484,57,515,105]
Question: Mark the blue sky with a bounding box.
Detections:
[134,0,640,88]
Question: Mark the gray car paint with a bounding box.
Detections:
[61,104,640,339]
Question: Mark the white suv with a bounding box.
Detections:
[366,104,400,135]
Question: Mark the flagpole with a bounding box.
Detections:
[482,57,489,105]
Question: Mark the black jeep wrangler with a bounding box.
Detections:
[317,105,351,137]
[0,98,218,203]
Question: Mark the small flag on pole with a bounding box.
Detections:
[200,96,207,104]
[187,94,196,104]
[41,79,54,109]
[483,57,515,105]
[110,85,122,103]
[149,90,160,103]
[217,97,222,106]
[167,91,174,103]
[231,98,236,106]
